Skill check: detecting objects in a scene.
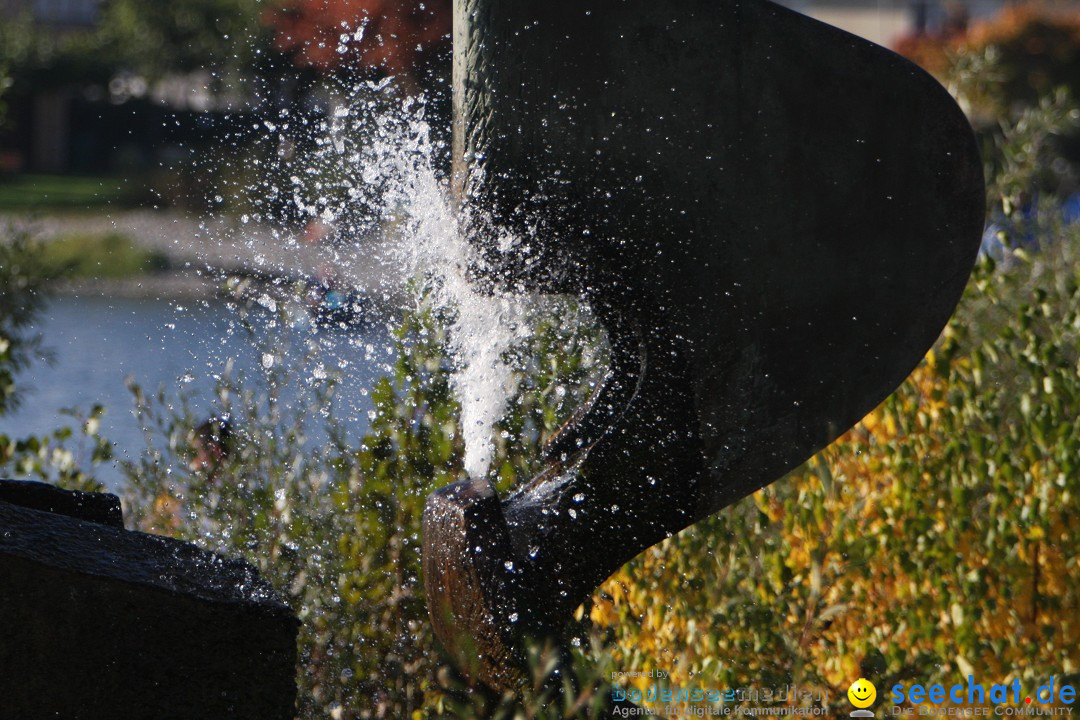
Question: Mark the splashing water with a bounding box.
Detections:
[230,82,533,482]
[368,96,531,481]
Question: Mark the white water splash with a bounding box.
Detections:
[392,125,529,480]
[225,82,533,481]
[343,89,531,481]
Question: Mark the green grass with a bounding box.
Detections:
[0,174,139,210]
[39,232,169,279]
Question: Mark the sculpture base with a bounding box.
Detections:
[0,480,299,720]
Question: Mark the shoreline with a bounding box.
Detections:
[5,208,410,303]
[50,270,224,300]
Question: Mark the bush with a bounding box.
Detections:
[587,94,1080,716]
[895,3,1080,114]
[38,231,169,279]
[590,236,1078,714]
[120,289,604,719]
[0,224,110,489]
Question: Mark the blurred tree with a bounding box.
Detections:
[0,225,109,490]
[109,0,269,80]
[964,4,1080,108]
[896,3,1080,118]
[0,0,270,90]
[896,3,1080,238]
[0,227,50,417]
[262,0,451,94]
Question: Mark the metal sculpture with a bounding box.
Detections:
[424,0,985,690]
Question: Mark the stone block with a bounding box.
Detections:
[0,480,299,720]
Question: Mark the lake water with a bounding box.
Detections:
[0,293,391,491]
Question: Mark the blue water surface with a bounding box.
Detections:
[0,293,390,491]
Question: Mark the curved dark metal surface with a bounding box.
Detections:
[425,0,985,690]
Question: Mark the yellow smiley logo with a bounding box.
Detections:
[848,678,877,708]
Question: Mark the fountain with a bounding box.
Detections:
[0,1,988,712]
[423,0,986,692]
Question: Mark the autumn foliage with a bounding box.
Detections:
[263,0,450,83]
[895,3,1080,107]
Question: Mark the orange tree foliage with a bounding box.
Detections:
[588,241,1080,715]
[263,0,450,85]
[895,3,1080,110]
